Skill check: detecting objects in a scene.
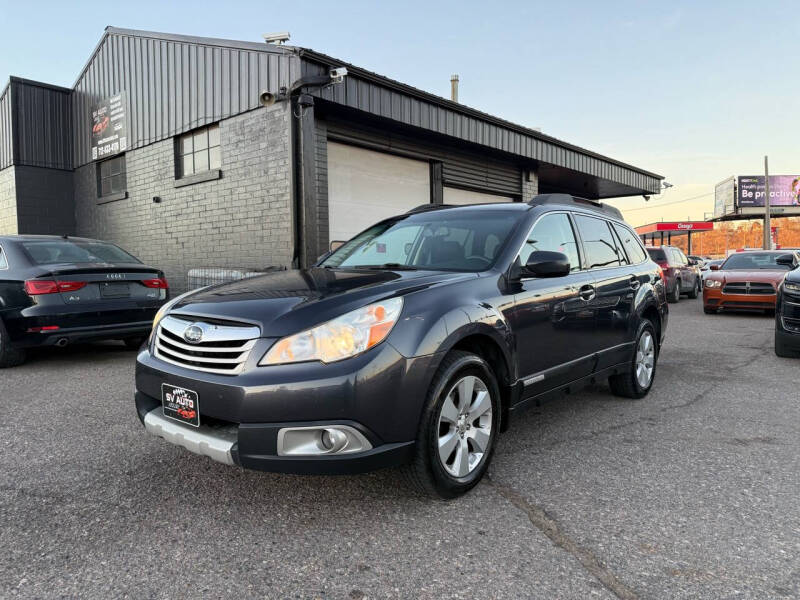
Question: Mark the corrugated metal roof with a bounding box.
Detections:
[0,26,663,195]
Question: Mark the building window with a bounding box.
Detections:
[97,155,127,197]
[177,124,220,178]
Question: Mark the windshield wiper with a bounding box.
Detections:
[352,263,420,271]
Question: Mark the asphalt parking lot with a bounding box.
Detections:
[1,299,798,599]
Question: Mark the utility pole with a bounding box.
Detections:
[763,156,771,249]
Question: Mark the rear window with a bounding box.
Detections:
[20,240,140,265]
[646,248,666,262]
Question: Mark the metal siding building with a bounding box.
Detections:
[0,27,662,290]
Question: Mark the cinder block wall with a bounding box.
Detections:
[0,167,18,234]
[75,104,293,294]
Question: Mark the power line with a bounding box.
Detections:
[622,192,714,212]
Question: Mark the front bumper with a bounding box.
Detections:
[135,342,439,474]
[137,394,414,473]
[703,288,776,311]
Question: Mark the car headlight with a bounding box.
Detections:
[260,297,403,365]
[785,281,800,295]
[705,280,722,288]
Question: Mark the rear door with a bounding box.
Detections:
[509,211,596,396]
[572,214,633,363]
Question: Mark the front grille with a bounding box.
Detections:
[722,282,775,295]
[154,315,260,375]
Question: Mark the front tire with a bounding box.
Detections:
[123,336,147,350]
[404,350,500,499]
[609,320,658,399]
[0,319,27,368]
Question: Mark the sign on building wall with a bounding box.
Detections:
[90,92,127,160]
[737,175,800,208]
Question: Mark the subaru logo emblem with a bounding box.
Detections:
[183,324,204,344]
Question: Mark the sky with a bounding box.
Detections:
[1,0,797,227]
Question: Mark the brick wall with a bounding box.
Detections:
[75,104,293,294]
[0,167,17,234]
[521,168,539,201]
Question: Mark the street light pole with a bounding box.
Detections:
[763,156,771,249]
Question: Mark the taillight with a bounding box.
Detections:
[24,280,87,295]
[141,278,169,289]
[25,280,59,295]
[58,281,87,293]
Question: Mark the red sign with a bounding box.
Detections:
[635,222,714,235]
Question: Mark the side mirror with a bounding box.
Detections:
[687,258,697,266]
[776,254,796,268]
[520,251,570,278]
[709,264,720,271]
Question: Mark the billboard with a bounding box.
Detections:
[737,175,800,208]
[714,177,735,218]
[90,92,127,160]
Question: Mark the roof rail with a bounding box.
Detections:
[528,193,623,220]
[405,203,456,214]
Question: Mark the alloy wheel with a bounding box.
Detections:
[437,375,493,478]
[635,331,655,388]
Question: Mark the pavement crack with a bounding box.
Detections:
[487,476,638,600]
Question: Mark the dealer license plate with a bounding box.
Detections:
[161,383,200,427]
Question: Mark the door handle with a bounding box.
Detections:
[578,284,595,301]
[629,276,641,290]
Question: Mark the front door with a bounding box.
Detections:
[507,212,596,397]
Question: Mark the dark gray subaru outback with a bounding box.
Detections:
[135,194,668,498]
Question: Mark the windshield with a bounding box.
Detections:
[20,240,141,265]
[721,252,791,271]
[321,209,522,272]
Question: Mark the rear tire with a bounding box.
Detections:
[0,319,27,368]
[609,320,657,399]
[688,278,700,299]
[403,350,500,499]
[668,281,681,303]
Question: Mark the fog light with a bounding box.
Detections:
[277,425,372,456]
[319,428,348,452]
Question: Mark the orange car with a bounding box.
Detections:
[703,250,800,314]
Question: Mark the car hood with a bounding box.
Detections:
[170,267,475,337]
[707,269,789,284]
[785,268,800,284]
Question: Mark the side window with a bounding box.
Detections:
[520,213,581,272]
[612,223,648,264]
[573,215,624,269]
[0,247,7,269]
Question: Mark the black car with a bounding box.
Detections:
[135,194,668,498]
[0,235,168,367]
[775,255,800,357]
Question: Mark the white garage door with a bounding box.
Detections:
[328,142,430,245]
[443,187,514,205]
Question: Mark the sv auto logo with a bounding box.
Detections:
[106,273,125,280]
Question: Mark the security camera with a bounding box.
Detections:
[263,31,290,45]
[329,67,348,84]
